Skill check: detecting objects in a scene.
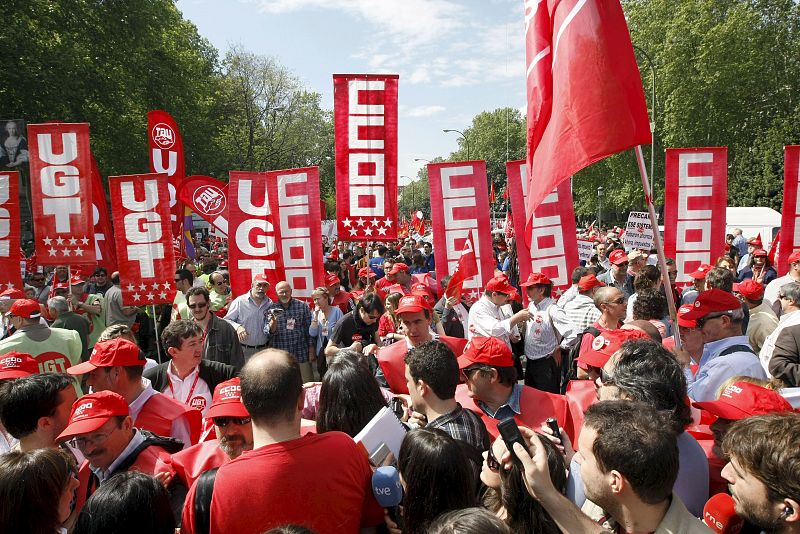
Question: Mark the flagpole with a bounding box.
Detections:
[634,145,681,349]
[151,304,163,364]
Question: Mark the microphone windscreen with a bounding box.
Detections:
[372,465,403,508]
[703,493,744,534]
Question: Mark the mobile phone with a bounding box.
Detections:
[546,417,562,442]
[497,418,526,466]
[271,308,285,316]
[389,397,404,419]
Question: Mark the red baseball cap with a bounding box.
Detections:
[520,272,552,288]
[735,280,765,300]
[52,281,69,290]
[577,329,648,369]
[747,237,763,246]
[578,274,605,292]
[609,249,629,265]
[681,288,742,320]
[70,275,85,285]
[692,382,793,420]
[689,264,713,279]
[324,272,340,286]
[253,274,269,284]
[388,263,409,275]
[486,274,515,295]
[457,336,514,369]
[410,283,434,296]
[752,248,768,258]
[358,267,377,279]
[788,250,800,265]
[207,377,250,419]
[67,338,145,375]
[395,295,432,316]
[0,351,39,380]
[677,304,698,328]
[0,288,26,300]
[7,299,41,319]
[57,390,130,442]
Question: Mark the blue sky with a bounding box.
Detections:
[176,0,527,184]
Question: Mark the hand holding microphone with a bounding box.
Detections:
[703,493,744,534]
[372,466,403,530]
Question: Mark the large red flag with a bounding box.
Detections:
[444,231,478,300]
[90,155,117,272]
[524,0,651,230]
[777,146,800,276]
[0,171,23,291]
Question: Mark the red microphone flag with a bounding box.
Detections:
[523,0,651,237]
[444,231,478,300]
[0,171,23,291]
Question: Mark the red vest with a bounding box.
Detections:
[455,383,575,443]
[564,379,597,444]
[135,393,202,446]
[155,439,228,489]
[377,336,468,394]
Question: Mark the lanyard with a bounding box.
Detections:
[167,369,201,405]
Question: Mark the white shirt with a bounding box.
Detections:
[759,309,800,376]
[129,380,193,450]
[764,274,797,316]
[164,363,212,418]
[0,424,18,453]
[557,285,579,308]
[524,297,578,359]
[467,295,518,347]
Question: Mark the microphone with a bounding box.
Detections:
[372,465,403,528]
[703,493,744,534]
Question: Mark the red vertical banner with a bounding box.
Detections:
[777,146,800,276]
[507,160,579,298]
[428,161,495,303]
[27,123,96,265]
[90,155,117,272]
[109,174,176,306]
[0,171,22,291]
[664,147,728,286]
[333,74,398,241]
[228,167,324,303]
[147,110,185,241]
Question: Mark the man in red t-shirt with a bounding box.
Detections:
[182,349,384,534]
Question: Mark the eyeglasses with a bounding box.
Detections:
[697,312,732,328]
[779,293,789,300]
[606,297,626,305]
[68,429,116,449]
[599,368,615,386]
[174,278,184,283]
[462,366,489,380]
[31,277,45,282]
[187,302,208,310]
[212,416,252,428]
[485,447,500,471]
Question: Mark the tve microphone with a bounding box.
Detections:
[372,466,403,528]
[703,493,744,534]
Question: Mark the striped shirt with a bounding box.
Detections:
[563,294,601,333]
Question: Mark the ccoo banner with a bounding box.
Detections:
[27,123,96,265]
[777,146,800,276]
[664,147,727,285]
[507,160,579,298]
[428,161,495,303]
[109,173,176,306]
[228,167,324,302]
[0,171,22,291]
[333,74,398,241]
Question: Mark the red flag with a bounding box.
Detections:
[411,210,425,235]
[445,231,479,300]
[177,175,229,236]
[524,0,651,229]
[148,111,188,245]
[777,146,800,275]
[768,230,780,265]
[504,211,514,239]
[0,171,23,291]
[490,181,496,204]
[90,155,117,272]
[502,186,509,200]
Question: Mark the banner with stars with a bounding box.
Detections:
[27,123,96,265]
[109,173,176,306]
[0,171,23,291]
[507,160,579,300]
[333,73,398,241]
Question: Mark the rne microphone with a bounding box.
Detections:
[703,493,744,534]
[372,465,403,528]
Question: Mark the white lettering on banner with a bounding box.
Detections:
[121,180,164,278]
[235,179,277,281]
[278,173,314,297]
[440,166,482,291]
[92,204,105,260]
[794,158,800,245]
[151,150,178,224]
[0,175,9,256]
[347,80,386,218]
[675,152,714,282]
[36,133,82,233]
[530,192,568,287]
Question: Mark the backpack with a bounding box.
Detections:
[559,326,600,394]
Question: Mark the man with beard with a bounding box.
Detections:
[155,377,253,491]
[267,281,314,382]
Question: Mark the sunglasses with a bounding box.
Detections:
[697,312,732,328]
[187,302,208,310]
[599,368,615,386]
[486,446,501,471]
[606,297,626,305]
[212,416,252,428]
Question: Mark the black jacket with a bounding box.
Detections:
[144,360,237,394]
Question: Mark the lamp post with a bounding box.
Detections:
[632,44,656,196]
[597,186,604,230]
[443,129,470,160]
[401,175,414,213]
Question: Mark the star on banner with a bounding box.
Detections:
[364,227,373,236]
[371,218,380,227]
[62,248,71,256]
[80,236,89,245]
[349,228,358,236]
[6,282,14,289]
[554,287,564,298]
[146,293,154,301]
[127,284,135,292]
[139,283,147,291]
[356,219,366,227]
[133,293,141,301]
[383,218,392,226]
[468,289,480,301]
[162,282,172,291]
[377,227,387,236]
[151,283,160,291]
[68,237,77,245]
[74,248,84,256]
[342,218,352,228]
[55,236,65,246]
[48,247,57,257]
[43,236,52,246]
[159,292,167,299]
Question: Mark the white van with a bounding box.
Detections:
[725,207,781,249]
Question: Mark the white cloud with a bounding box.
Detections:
[404,105,446,118]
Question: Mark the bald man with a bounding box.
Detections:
[266,282,314,382]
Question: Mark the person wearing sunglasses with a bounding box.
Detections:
[185,286,244,372]
[596,249,634,298]
[171,268,195,322]
[681,288,766,402]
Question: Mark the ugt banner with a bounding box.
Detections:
[0,171,23,291]
[228,167,324,302]
[90,155,117,272]
[27,123,96,265]
[507,160,579,298]
[177,175,229,236]
[109,173,176,305]
[428,161,495,302]
[777,146,800,276]
[664,147,728,285]
[333,74,398,241]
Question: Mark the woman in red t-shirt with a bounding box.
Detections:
[378,292,404,346]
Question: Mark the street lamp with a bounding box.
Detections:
[633,44,656,196]
[597,186,604,230]
[401,175,415,213]
[443,129,470,160]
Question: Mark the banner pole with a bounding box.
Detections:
[634,145,681,349]
[152,304,163,364]
[67,265,73,312]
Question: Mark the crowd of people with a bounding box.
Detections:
[0,229,799,534]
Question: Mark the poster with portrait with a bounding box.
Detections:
[0,119,31,241]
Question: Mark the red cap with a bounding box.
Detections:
[752,248,768,258]
[457,337,514,369]
[693,382,793,420]
[677,304,697,328]
[67,338,145,375]
[359,242,367,248]
[253,274,269,284]
[69,275,85,285]
[324,272,340,286]
[609,249,629,265]
[207,377,250,419]
[388,263,409,275]
[358,267,377,279]
[0,288,26,300]
[735,280,765,300]
[486,274,515,294]
[788,250,800,265]
[7,299,41,319]
[577,329,648,368]
[52,281,69,290]
[57,391,130,442]
[0,352,39,380]
[681,288,742,320]
[689,264,713,279]
[520,272,553,288]
[395,295,432,316]
[578,274,605,292]
[410,283,434,296]
[747,237,763,247]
